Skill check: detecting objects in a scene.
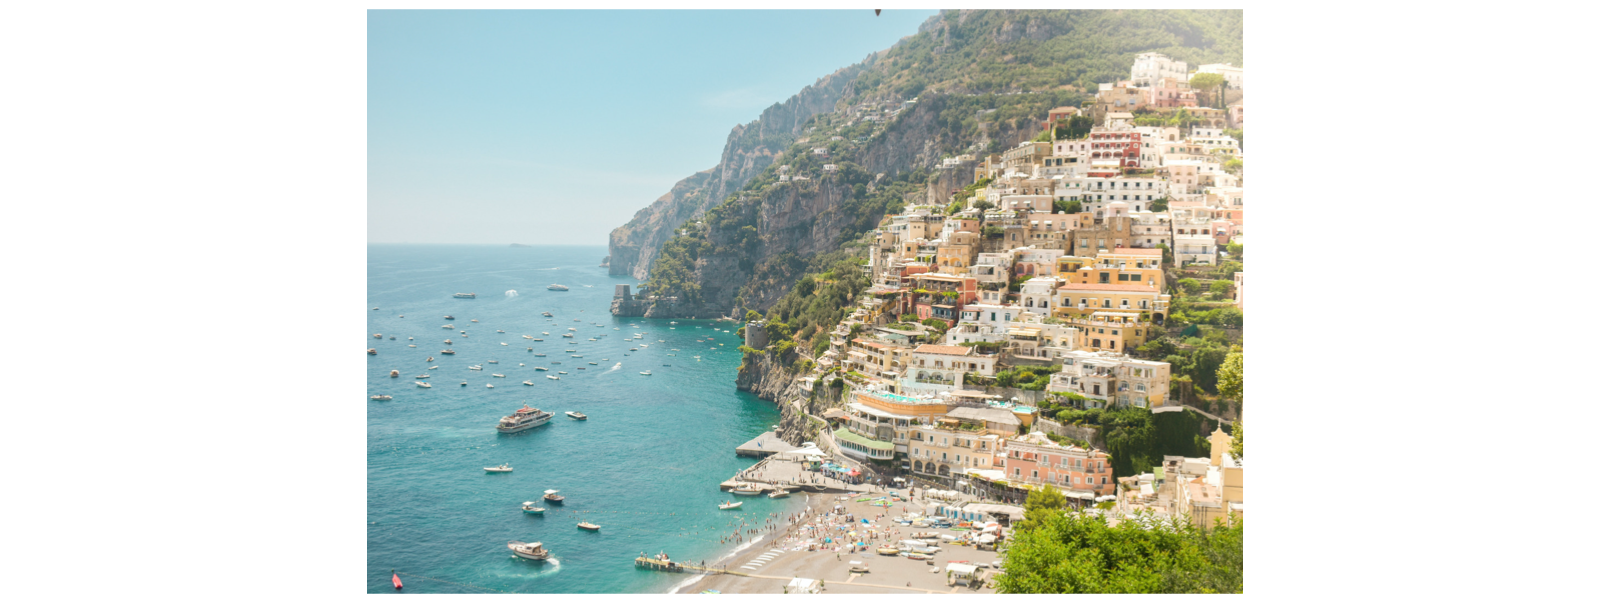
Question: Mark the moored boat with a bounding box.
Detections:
[521,501,546,514]
[523,380,534,386]
[444,315,454,320]
[370,394,392,401]
[577,522,600,531]
[484,463,513,473]
[389,370,399,377]
[415,381,431,388]
[639,371,651,375]
[441,349,455,355]
[497,404,553,433]
[547,284,568,291]
[454,293,476,299]
[730,484,762,496]
[543,490,564,504]
[769,490,790,499]
[508,541,549,560]
[368,348,377,355]
[565,411,587,420]
[470,365,483,370]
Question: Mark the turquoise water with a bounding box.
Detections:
[368,244,805,593]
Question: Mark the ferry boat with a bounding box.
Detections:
[370,394,392,401]
[496,404,553,433]
[484,463,513,472]
[508,541,549,560]
[543,490,564,504]
[454,293,476,299]
[565,411,587,420]
[521,501,546,515]
[547,284,568,291]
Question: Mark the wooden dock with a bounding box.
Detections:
[635,557,745,576]
[735,430,798,457]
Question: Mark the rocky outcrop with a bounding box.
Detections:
[736,351,844,446]
[608,61,875,279]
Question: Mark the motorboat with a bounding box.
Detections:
[492,373,505,378]
[484,463,513,473]
[521,501,546,515]
[500,342,508,346]
[730,484,762,496]
[565,411,587,420]
[486,384,494,388]
[388,335,395,340]
[370,395,392,401]
[587,362,597,365]
[407,344,416,348]
[577,522,600,531]
[718,501,743,510]
[368,348,377,355]
[471,319,478,323]
[488,360,498,363]
[639,371,651,375]
[441,349,455,355]
[497,404,553,433]
[523,380,534,386]
[444,315,455,320]
[543,490,564,504]
[508,541,549,561]
[442,325,454,329]
[425,356,433,361]
[536,367,548,371]
[547,284,568,291]
[470,365,483,370]
[389,370,399,377]
[372,307,380,310]
[496,330,505,333]
[562,334,573,338]
[415,374,430,379]
[428,365,438,370]
[373,333,383,339]
[546,375,559,380]
[769,490,790,499]
[460,381,468,386]
[542,312,553,317]
[454,293,476,299]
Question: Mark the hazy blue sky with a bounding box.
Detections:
[368,10,934,246]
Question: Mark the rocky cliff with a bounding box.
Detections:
[607,58,880,279]
[735,351,844,446]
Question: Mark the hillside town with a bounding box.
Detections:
[743,53,1245,537]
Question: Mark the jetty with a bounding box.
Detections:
[734,430,797,457]
[720,453,881,495]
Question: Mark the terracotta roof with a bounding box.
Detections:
[1057,283,1161,293]
[915,344,972,356]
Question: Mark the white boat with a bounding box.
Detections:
[428,365,438,370]
[470,365,483,370]
[523,380,533,385]
[484,463,512,472]
[492,373,505,378]
[496,330,505,333]
[769,490,790,499]
[501,342,508,346]
[546,375,559,380]
[548,284,568,291]
[415,374,430,379]
[565,411,587,420]
[536,367,548,371]
[454,293,476,299]
[521,501,546,515]
[639,371,651,375]
[488,360,498,364]
[389,370,399,377]
[719,501,743,510]
[508,541,549,560]
[460,381,468,386]
[731,484,763,496]
[486,384,494,388]
[497,404,553,432]
[370,395,392,401]
[442,325,454,329]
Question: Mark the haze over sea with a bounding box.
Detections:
[368,244,803,593]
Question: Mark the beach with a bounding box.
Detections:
[675,488,1000,594]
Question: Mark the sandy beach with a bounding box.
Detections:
[675,487,1000,594]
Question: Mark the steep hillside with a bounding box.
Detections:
[611,9,1243,319]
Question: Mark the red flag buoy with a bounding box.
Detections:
[393,572,403,590]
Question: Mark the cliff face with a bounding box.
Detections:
[607,60,876,279]
[736,352,843,446]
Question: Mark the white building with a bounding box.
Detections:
[901,344,998,394]
[1195,63,1244,89]
[1017,276,1063,318]
[947,303,1027,344]
[1132,53,1189,87]
[1047,350,1171,409]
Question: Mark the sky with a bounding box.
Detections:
[368,9,935,246]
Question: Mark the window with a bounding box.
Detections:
[1014,467,1021,477]
[1086,477,1094,485]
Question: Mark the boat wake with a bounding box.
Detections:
[610,362,621,371]
[505,289,518,298]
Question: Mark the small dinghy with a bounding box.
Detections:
[484,463,513,473]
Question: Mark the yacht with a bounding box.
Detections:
[484,463,513,473]
[415,381,431,389]
[547,284,568,291]
[454,293,476,299]
[496,404,553,433]
[508,541,549,561]
[565,411,587,420]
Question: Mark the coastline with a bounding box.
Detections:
[672,491,841,594]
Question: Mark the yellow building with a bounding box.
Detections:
[1056,248,1166,290]
[1053,283,1171,325]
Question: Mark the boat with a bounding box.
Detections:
[577,522,600,531]
[508,541,550,561]
[496,330,505,333]
[905,553,928,560]
[546,375,559,380]
[415,374,430,379]
[542,312,553,317]
[914,532,939,539]
[471,319,478,323]
[373,307,380,310]
[565,411,587,420]
[523,380,534,386]
[719,501,743,510]
[388,335,395,340]
[368,348,377,355]
[492,373,505,378]
[373,333,382,339]
[444,339,453,344]
[484,463,513,472]
[488,360,498,363]
[521,501,546,515]
[426,356,433,361]
[370,395,392,401]
[500,342,508,346]
[454,293,476,299]
[639,371,651,375]
[562,334,573,338]
[442,325,454,329]
[441,349,455,355]
[497,404,553,433]
[389,370,399,377]
[849,561,869,573]
[876,547,899,556]
[470,365,483,370]
[444,315,455,320]
[543,490,564,503]
[587,362,597,365]
[547,284,568,291]
[486,384,494,388]
[536,367,548,371]
[769,490,790,499]
[730,484,762,496]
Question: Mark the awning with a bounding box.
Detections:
[946,563,979,576]
[834,427,894,451]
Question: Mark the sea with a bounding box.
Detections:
[368,244,807,593]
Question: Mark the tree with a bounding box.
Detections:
[1229,420,1242,459]
[1216,349,1242,404]
[972,199,995,212]
[1149,197,1169,212]
[1209,280,1234,297]
[1188,72,1224,104]
[1222,158,1243,172]
[745,309,764,322]
[1189,346,1229,394]
[1225,243,1242,259]
[1179,279,1202,294]
[998,509,1242,594]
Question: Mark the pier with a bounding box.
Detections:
[720,453,883,495]
[735,430,798,457]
